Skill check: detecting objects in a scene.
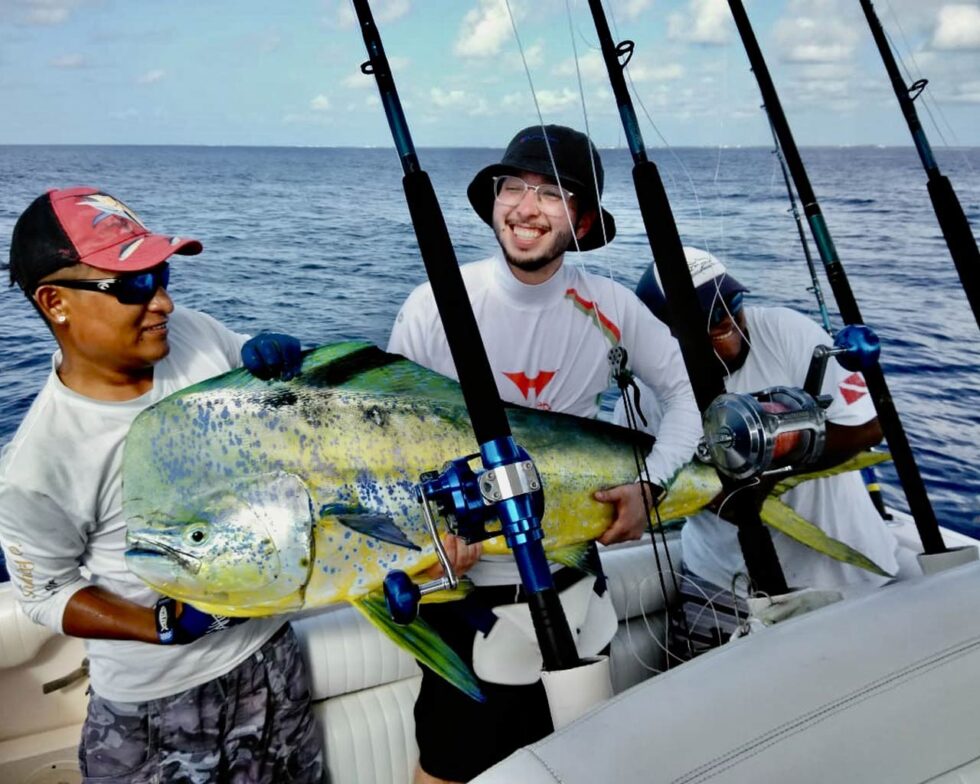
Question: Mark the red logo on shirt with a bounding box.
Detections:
[839,373,868,405]
[504,370,556,400]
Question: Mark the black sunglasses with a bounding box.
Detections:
[40,263,170,305]
[708,291,744,327]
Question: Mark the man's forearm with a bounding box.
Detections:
[62,585,159,643]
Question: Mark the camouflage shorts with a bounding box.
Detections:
[79,624,325,783]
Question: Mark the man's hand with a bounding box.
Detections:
[424,533,482,580]
[155,598,247,645]
[241,332,303,381]
[593,482,664,545]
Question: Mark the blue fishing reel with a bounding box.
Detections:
[803,324,880,394]
[383,439,546,625]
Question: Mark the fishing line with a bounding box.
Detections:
[564,0,610,251]
[613,355,695,663]
[604,0,712,252]
[502,0,584,255]
[881,0,975,176]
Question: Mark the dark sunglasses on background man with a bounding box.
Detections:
[37,263,170,305]
[708,291,744,327]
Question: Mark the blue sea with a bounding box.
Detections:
[0,144,977,542]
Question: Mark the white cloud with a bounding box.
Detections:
[136,69,166,85]
[454,0,519,58]
[428,88,490,115]
[667,0,731,45]
[14,0,80,25]
[50,53,85,68]
[620,0,654,21]
[334,0,410,28]
[514,87,578,113]
[310,94,331,111]
[429,87,469,109]
[932,4,980,50]
[553,51,684,85]
[774,1,860,63]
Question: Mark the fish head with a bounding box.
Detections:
[125,471,314,613]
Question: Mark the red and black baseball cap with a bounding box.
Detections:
[467,124,616,252]
[9,187,202,296]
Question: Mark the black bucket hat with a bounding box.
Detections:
[467,124,616,252]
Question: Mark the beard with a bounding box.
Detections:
[495,218,577,274]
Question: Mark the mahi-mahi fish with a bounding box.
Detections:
[123,341,888,699]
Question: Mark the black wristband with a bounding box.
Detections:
[154,597,178,645]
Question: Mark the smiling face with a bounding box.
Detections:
[33,263,175,398]
[491,171,594,284]
[709,305,748,370]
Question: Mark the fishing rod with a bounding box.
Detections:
[727,0,947,555]
[766,112,897,520]
[766,112,833,335]
[586,0,789,595]
[350,0,581,673]
[859,0,980,331]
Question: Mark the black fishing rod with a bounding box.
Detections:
[351,0,580,672]
[727,0,947,555]
[766,113,833,335]
[859,0,980,331]
[587,0,789,595]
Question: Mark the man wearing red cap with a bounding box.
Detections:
[0,188,322,782]
[389,125,701,783]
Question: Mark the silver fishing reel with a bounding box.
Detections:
[700,386,831,480]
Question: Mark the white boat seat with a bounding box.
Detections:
[292,535,679,784]
[472,560,980,784]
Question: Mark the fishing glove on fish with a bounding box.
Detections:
[154,597,247,645]
[241,332,303,380]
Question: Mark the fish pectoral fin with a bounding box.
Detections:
[760,497,892,577]
[352,593,485,702]
[548,543,597,575]
[320,504,421,551]
[771,450,892,496]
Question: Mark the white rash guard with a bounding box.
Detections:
[389,253,701,585]
[0,306,283,702]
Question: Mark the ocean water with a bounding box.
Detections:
[0,144,977,541]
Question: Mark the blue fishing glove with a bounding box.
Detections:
[241,332,303,381]
[154,597,247,645]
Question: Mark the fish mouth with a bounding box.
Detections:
[126,535,202,574]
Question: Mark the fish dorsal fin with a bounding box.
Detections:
[320,503,421,551]
[352,593,484,702]
[759,496,891,577]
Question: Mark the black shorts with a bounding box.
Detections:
[414,568,590,782]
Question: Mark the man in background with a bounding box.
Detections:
[621,246,909,651]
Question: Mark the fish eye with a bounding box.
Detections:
[184,525,209,546]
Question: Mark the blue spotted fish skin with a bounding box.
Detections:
[123,342,718,617]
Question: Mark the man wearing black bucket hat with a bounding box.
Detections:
[389,125,700,783]
[0,188,321,782]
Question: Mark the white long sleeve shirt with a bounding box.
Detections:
[0,306,283,701]
[389,254,701,584]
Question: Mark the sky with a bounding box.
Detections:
[0,0,978,148]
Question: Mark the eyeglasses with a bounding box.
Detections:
[40,263,170,305]
[492,176,575,215]
[708,291,744,327]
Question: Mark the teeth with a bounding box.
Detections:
[513,226,542,240]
